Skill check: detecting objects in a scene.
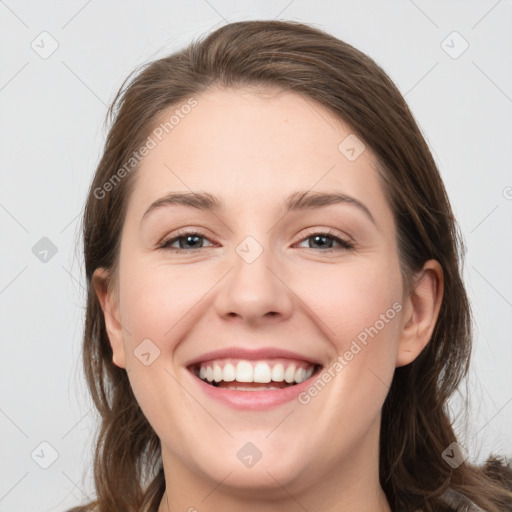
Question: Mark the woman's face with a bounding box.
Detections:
[95,86,439,504]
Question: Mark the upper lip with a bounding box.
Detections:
[185,347,324,368]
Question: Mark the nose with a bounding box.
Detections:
[214,240,294,326]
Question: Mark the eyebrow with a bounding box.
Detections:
[141,190,377,227]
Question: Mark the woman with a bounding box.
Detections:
[69,20,512,512]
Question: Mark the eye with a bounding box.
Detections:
[159,229,354,252]
[159,231,215,251]
[295,230,354,251]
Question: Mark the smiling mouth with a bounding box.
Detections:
[189,358,322,391]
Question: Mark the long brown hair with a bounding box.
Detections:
[70,20,512,512]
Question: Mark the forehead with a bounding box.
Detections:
[126,86,389,221]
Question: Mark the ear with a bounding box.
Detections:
[92,267,126,369]
[396,259,444,367]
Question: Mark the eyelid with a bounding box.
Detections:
[159,227,355,252]
[293,228,354,251]
[296,227,354,245]
[159,228,218,250]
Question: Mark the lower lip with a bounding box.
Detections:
[188,370,319,410]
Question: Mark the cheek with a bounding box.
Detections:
[118,259,214,349]
[115,260,205,436]
[293,256,403,413]
[295,258,403,348]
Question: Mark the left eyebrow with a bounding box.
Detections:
[141,191,221,224]
[284,190,377,227]
[140,190,377,228]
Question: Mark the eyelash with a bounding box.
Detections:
[159,229,354,253]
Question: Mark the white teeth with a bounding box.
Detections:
[284,364,296,383]
[223,363,236,382]
[271,363,285,382]
[196,359,317,386]
[295,367,306,384]
[213,363,223,382]
[253,362,272,383]
[236,361,254,382]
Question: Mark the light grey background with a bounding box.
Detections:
[1,1,511,510]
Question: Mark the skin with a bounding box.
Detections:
[93,86,443,512]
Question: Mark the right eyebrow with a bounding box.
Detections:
[141,192,220,225]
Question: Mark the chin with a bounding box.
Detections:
[193,440,310,494]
